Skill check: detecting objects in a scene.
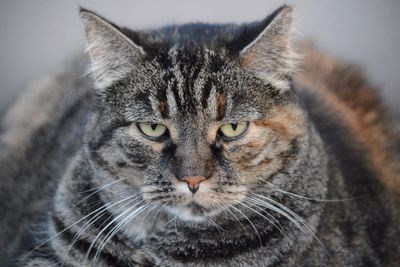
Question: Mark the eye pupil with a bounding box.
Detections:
[150,124,157,131]
[231,123,238,131]
[218,122,248,139]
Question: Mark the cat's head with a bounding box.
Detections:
[80,5,307,222]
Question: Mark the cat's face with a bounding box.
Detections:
[81,6,304,222]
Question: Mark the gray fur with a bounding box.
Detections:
[1,5,399,267]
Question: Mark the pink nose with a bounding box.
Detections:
[180,176,207,193]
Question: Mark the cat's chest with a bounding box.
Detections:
[123,219,302,267]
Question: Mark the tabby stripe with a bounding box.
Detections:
[170,49,186,110]
[279,138,300,163]
[134,91,153,112]
[201,77,213,109]
[156,85,169,119]
[185,66,198,115]
[216,91,227,120]
[87,120,129,153]
[118,148,148,170]
[170,80,182,112]
[189,57,204,94]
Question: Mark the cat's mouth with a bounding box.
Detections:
[186,201,207,216]
[166,200,221,222]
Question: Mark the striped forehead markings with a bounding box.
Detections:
[161,48,220,117]
[138,47,234,121]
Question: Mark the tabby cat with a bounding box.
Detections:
[1,5,400,267]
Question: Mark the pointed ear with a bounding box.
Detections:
[79,9,145,89]
[240,5,297,90]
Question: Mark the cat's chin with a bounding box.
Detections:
[166,201,223,223]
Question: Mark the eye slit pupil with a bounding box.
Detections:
[150,124,158,131]
[231,123,238,131]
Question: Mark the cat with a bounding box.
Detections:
[1,4,399,266]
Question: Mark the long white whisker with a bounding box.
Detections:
[265,181,359,202]
[84,200,145,265]
[21,194,138,262]
[254,194,311,225]
[92,202,151,266]
[246,197,302,228]
[206,214,225,232]
[61,196,139,266]
[174,216,178,234]
[153,202,168,222]
[77,177,128,204]
[224,204,246,231]
[243,197,282,226]
[241,199,285,234]
[229,203,262,245]
[253,194,332,260]
[138,203,161,228]
[165,214,177,226]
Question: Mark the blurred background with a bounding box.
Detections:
[1,0,399,117]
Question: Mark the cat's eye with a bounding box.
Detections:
[219,122,248,139]
[138,123,167,139]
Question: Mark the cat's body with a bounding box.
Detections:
[1,5,399,267]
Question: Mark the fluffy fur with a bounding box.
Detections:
[0,5,399,267]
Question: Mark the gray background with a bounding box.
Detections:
[1,0,399,116]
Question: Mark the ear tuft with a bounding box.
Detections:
[240,5,298,90]
[79,9,145,90]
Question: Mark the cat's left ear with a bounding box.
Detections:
[240,5,297,90]
[80,9,145,89]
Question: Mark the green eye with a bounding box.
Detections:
[219,122,248,138]
[138,123,167,138]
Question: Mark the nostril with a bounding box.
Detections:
[180,176,207,193]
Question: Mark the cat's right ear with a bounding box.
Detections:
[79,9,145,89]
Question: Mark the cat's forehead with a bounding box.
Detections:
[118,47,268,123]
[158,46,229,75]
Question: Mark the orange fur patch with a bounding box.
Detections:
[240,52,258,68]
[223,104,305,183]
[159,101,168,117]
[216,92,227,120]
[255,105,306,141]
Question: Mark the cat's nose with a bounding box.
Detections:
[180,176,207,193]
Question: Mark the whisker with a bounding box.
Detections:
[61,197,139,266]
[228,203,262,245]
[84,200,145,265]
[20,194,138,262]
[83,191,136,212]
[92,203,152,266]
[252,194,332,260]
[225,203,246,231]
[165,214,177,226]
[241,198,285,234]
[174,215,178,234]
[205,211,226,232]
[246,197,301,228]
[77,177,128,204]
[265,181,360,202]
[153,202,168,222]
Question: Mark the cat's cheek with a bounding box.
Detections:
[99,145,149,173]
[221,127,272,165]
[242,159,284,187]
